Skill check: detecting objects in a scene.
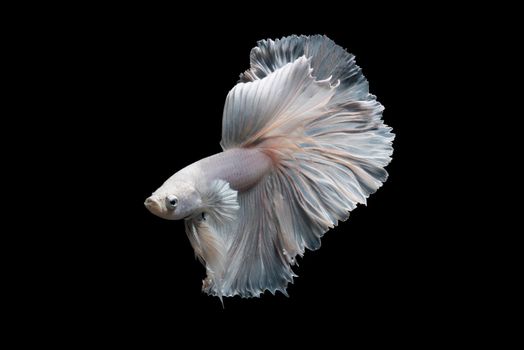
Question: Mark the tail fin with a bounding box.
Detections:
[213,35,394,297]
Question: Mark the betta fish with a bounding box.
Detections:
[145,35,394,300]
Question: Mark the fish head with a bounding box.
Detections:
[145,180,202,220]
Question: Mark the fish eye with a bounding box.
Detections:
[166,195,178,210]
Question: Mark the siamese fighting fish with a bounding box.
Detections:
[144,35,394,300]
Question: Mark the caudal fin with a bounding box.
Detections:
[201,35,394,297]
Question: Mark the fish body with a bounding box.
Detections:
[145,35,394,298]
[145,148,272,220]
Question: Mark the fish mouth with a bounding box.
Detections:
[144,197,162,215]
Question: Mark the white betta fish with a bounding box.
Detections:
[145,35,394,299]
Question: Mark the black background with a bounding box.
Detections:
[41,12,464,336]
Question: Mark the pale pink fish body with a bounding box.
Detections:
[181,148,272,193]
[145,35,394,299]
[145,148,271,220]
